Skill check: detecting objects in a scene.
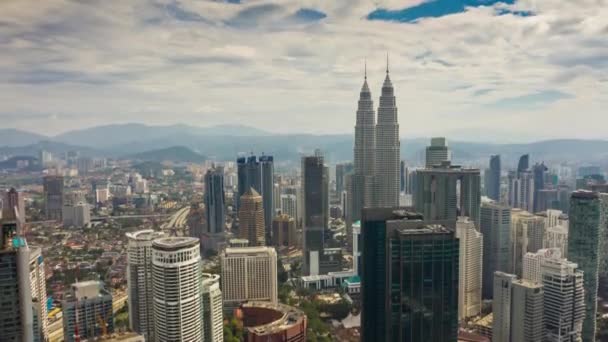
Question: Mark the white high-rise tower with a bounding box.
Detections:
[375,57,400,207]
[350,64,376,223]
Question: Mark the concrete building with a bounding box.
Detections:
[511,279,544,342]
[567,190,601,341]
[414,161,481,225]
[3,188,26,227]
[352,220,361,276]
[542,255,585,342]
[336,162,354,196]
[152,237,203,342]
[236,155,274,244]
[62,202,91,227]
[43,175,64,220]
[29,247,49,342]
[425,137,450,168]
[492,272,517,342]
[280,194,298,225]
[375,66,401,208]
[510,209,545,277]
[508,171,535,213]
[456,217,483,320]
[239,188,265,247]
[220,246,278,309]
[202,273,224,342]
[126,230,166,341]
[241,301,307,342]
[271,214,296,248]
[522,248,561,284]
[205,166,226,235]
[302,152,329,276]
[361,208,459,342]
[480,201,511,299]
[62,281,114,342]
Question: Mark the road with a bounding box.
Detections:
[161,206,190,235]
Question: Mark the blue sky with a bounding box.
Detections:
[0,0,607,142]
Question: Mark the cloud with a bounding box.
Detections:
[0,0,606,141]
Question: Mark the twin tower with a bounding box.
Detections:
[350,62,401,222]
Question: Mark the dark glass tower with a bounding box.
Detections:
[532,162,547,212]
[259,155,274,244]
[302,152,328,276]
[517,154,529,175]
[486,155,501,201]
[568,191,601,342]
[237,156,261,208]
[361,208,459,342]
[204,166,226,234]
[236,155,274,244]
[480,201,511,299]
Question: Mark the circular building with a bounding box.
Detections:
[241,301,307,342]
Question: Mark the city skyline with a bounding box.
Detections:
[1,0,607,141]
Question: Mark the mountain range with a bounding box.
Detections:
[1,124,607,166]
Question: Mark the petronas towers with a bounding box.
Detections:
[350,61,400,222]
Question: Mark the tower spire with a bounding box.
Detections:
[364,58,367,80]
[386,53,389,74]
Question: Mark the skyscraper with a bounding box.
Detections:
[486,155,501,201]
[0,221,34,342]
[456,217,483,320]
[523,248,561,284]
[568,190,601,341]
[533,162,548,212]
[480,201,512,299]
[361,208,458,342]
[238,188,265,246]
[63,281,114,342]
[517,154,530,175]
[508,171,535,212]
[3,188,25,227]
[375,64,400,208]
[400,160,407,192]
[492,272,517,342]
[350,69,376,224]
[542,255,585,342]
[259,155,274,244]
[202,273,224,342]
[414,162,481,225]
[29,247,49,342]
[205,166,226,235]
[126,229,166,341]
[271,214,296,248]
[302,152,328,275]
[280,193,298,224]
[43,175,64,220]
[152,237,203,342]
[335,162,354,196]
[511,209,545,277]
[425,137,450,168]
[220,246,278,309]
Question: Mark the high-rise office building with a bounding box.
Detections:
[336,162,354,196]
[3,188,25,227]
[480,201,512,299]
[202,273,224,342]
[280,194,298,224]
[237,156,261,208]
[259,155,274,244]
[152,237,203,342]
[517,154,530,175]
[486,155,501,201]
[29,247,48,342]
[542,255,585,342]
[568,190,601,341]
[511,278,545,342]
[523,248,561,284]
[0,221,35,342]
[456,217,483,320]
[43,175,64,220]
[205,166,226,235]
[63,281,114,342]
[533,162,548,212]
[414,162,481,225]
[492,272,516,342]
[508,170,535,212]
[361,208,458,342]
[599,193,608,281]
[126,229,166,341]
[425,137,450,168]
[272,214,296,248]
[302,152,328,276]
[238,188,265,247]
[220,246,278,309]
[375,65,400,208]
[511,209,545,277]
[350,70,376,224]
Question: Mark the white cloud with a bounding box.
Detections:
[0,0,606,142]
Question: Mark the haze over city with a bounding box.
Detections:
[2,0,607,141]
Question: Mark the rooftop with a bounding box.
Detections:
[126,229,165,241]
[152,236,199,251]
[242,301,306,336]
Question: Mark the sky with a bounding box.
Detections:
[1,0,607,142]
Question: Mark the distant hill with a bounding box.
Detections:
[0,129,47,147]
[127,146,206,163]
[0,155,41,171]
[0,140,103,158]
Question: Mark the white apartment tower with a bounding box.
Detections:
[523,248,561,284]
[220,246,278,309]
[152,237,203,342]
[126,229,166,341]
[375,62,400,208]
[511,209,545,276]
[456,217,483,320]
[202,273,224,342]
[542,255,585,342]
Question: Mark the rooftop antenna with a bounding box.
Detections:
[364,58,367,80]
[386,52,389,74]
